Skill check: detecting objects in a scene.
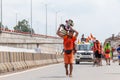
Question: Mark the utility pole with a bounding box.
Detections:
[30,0,33,36]
[16,13,18,26]
[55,11,60,33]
[55,12,58,32]
[0,0,2,33]
[45,4,47,37]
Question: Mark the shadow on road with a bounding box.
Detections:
[74,62,93,65]
[40,76,66,79]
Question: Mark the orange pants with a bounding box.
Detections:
[64,52,74,64]
[105,54,110,59]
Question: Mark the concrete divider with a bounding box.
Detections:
[39,54,48,65]
[39,54,49,66]
[15,52,23,70]
[56,54,64,62]
[24,53,36,68]
[52,54,58,63]
[46,54,53,64]
[0,51,63,74]
[19,52,27,69]
[33,53,43,66]
[3,52,13,72]
[0,52,8,73]
[10,52,20,70]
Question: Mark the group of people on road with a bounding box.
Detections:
[92,40,120,66]
[80,34,103,66]
[80,33,120,66]
[56,19,120,77]
[80,34,120,66]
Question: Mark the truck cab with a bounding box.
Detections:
[75,42,94,64]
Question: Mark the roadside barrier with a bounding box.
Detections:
[0,51,63,74]
[24,53,36,68]
[3,52,13,72]
[0,52,8,73]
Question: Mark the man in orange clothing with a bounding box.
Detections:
[93,40,101,66]
[56,25,78,77]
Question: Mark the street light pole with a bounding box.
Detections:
[30,0,32,36]
[55,12,58,32]
[55,11,60,33]
[0,0,2,33]
[16,13,18,26]
[45,4,47,37]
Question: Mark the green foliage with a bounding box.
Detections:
[0,22,4,28]
[14,19,35,33]
[5,26,9,30]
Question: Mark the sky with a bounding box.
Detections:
[0,0,120,42]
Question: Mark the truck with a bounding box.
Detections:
[75,42,94,64]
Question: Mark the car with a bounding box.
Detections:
[75,42,94,64]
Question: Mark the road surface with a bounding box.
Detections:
[0,61,120,80]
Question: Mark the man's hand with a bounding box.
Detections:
[70,27,79,37]
[56,25,64,38]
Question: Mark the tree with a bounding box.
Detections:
[0,22,4,28]
[5,26,9,30]
[14,19,35,33]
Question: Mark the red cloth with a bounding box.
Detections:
[63,35,76,50]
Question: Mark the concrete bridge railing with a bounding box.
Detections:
[0,52,63,74]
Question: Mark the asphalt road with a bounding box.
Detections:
[0,61,120,80]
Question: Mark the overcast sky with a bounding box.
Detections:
[1,0,120,42]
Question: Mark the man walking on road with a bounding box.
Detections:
[56,25,78,77]
[93,40,101,66]
[117,45,120,65]
[104,42,111,65]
